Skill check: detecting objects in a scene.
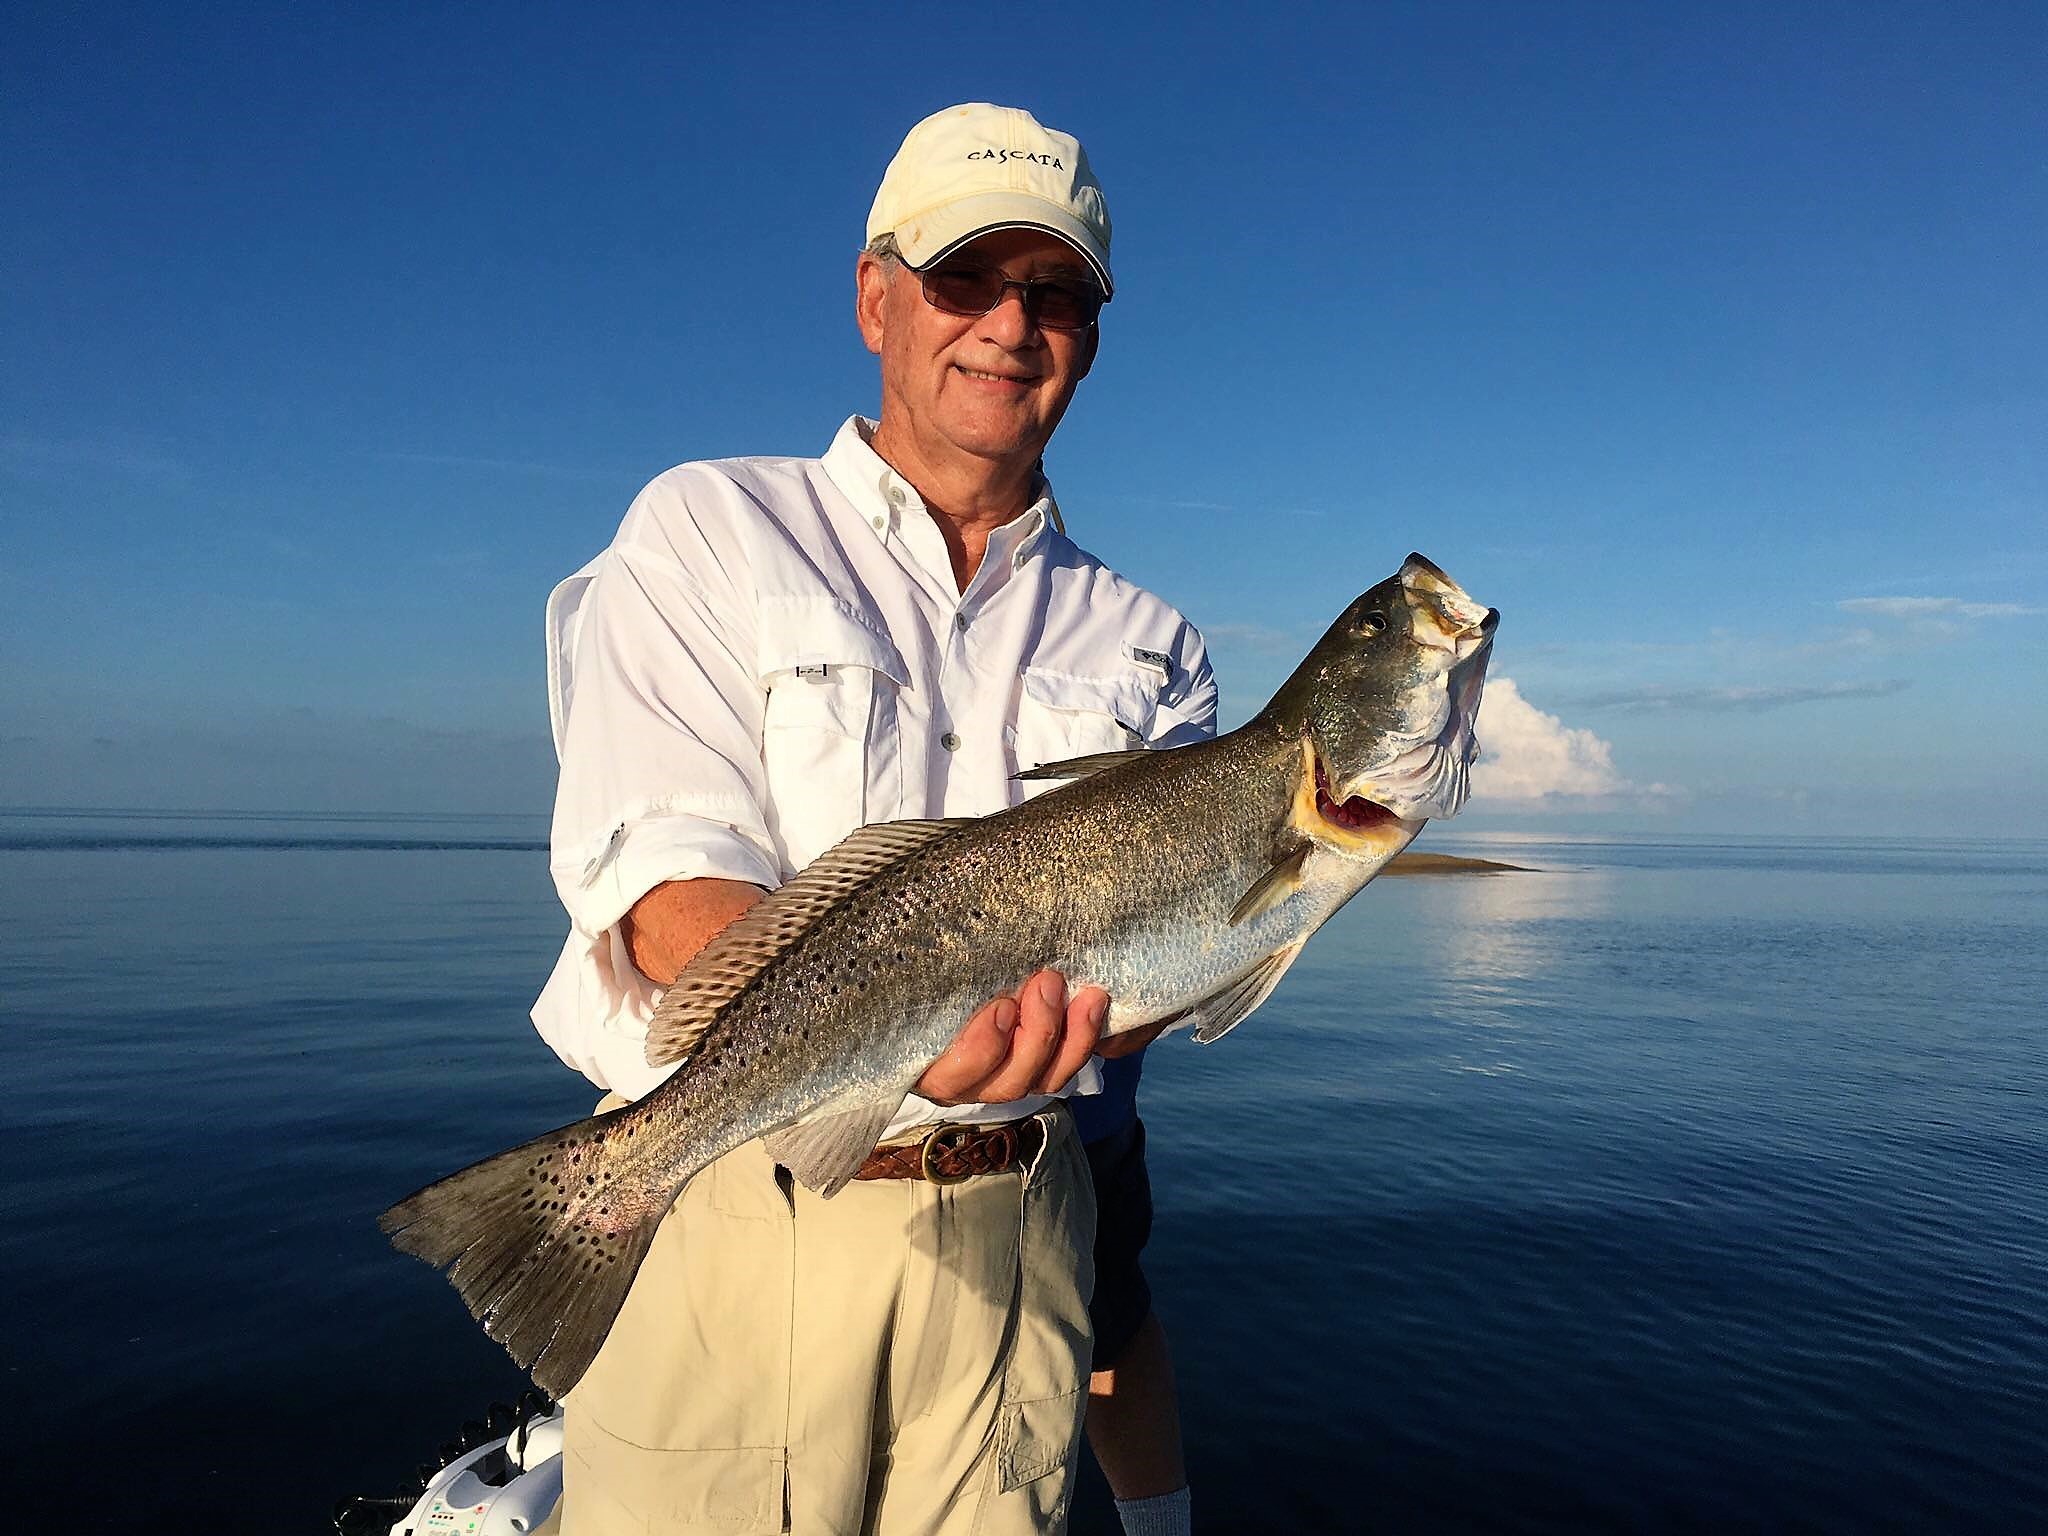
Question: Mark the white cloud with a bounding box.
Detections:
[1838,596,2042,620]
[1202,620,1300,655]
[1472,677,1669,804]
[1573,678,1910,713]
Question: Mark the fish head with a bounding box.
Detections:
[1265,553,1497,835]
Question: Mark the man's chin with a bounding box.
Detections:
[934,417,1053,469]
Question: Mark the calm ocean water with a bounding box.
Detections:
[4,809,2044,1532]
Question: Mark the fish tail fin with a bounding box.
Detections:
[379,1103,672,1397]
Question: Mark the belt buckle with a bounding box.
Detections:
[918,1124,976,1186]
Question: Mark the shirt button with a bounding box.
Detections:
[954,613,969,632]
[872,516,886,531]
[939,732,961,752]
[887,486,907,507]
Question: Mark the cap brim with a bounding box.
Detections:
[893,192,1113,297]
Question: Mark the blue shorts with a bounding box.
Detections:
[1082,1112,1154,1370]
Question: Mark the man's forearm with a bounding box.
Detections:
[621,877,766,986]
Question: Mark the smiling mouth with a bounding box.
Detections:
[955,365,1037,385]
[1314,759,1397,831]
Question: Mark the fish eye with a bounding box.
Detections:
[1358,611,1388,637]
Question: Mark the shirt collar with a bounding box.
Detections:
[820,415,1059,569]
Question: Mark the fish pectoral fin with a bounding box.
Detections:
[761,1095,905,1199]
[1013,748,1154,782]
[645,817,971,1069]
[1185,940,1308,1045]
[1226,842,1312,927]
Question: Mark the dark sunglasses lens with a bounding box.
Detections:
[921,266,1005,317]
[1027,282,1101,330]
[919,266,1102,330]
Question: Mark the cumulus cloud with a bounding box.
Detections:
[1838,596,2042,620]
[1471,677,1663,803]
[1574,679,1910,713]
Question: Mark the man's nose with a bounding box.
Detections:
[976,289,1039,348]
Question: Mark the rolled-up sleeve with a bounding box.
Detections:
[1149,621,1219,748]
[533,471,780,1096]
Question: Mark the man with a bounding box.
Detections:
[533,103,1207,1535]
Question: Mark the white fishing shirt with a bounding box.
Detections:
[532,416,1217,1139]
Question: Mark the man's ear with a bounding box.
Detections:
[855,253,889,357]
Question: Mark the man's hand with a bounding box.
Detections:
[918,970,1106,1106]
[916,972,1172,1105]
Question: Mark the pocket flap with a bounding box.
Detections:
[1020,666,1159,738]
[756,598,909,686]
[997,1387,1086,1492]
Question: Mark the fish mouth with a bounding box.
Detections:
[1314,757,1401,833]
[1401,553,1497,661]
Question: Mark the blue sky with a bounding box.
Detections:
[5,2,2042,835]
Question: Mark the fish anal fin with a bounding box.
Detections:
[1187,940,1308,1045]
[1013,748,1154,783]
[1227,842,1311,927]
[762,1095,905,1198]
[645,818,970,1069]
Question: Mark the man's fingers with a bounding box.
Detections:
[978,970,1065,1103]
[1038,986,1106,1093]
[916,995,1016,1105]
[917,972,1121,1106]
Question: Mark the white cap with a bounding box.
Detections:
[866,103,1114,297]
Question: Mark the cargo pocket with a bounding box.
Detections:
[997,1386,1087,1494]
[758,600,909,871]
[1010,666,1160,782]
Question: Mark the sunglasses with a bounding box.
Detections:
[915,262,1107,332]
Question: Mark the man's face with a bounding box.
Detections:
[856,228,1100,478]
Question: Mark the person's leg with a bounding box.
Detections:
[1080,1118,1190,1533]
[562,1127,943,1535]
[1085,1309,1185,1497]
[865,1108,1097,1536]
[556,1134,800,1535]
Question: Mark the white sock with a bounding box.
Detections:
[1113,1486,1191,1536]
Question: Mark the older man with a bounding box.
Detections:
[533,104,1208,1535]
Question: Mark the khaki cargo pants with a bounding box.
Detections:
[555,1104,1095,1536]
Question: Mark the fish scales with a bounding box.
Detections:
[381,553,1498,1395]
[598,734,1289,1193]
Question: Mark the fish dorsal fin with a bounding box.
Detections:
[1186,940,1308,1045]
[1013,748,1155,783]
[1227,842,1312,927]
[761,1092,911,1198]
[643,818,970,1069]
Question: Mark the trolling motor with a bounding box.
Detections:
[334,1392,564,1536]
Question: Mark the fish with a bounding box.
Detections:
[381,552,1497,1395]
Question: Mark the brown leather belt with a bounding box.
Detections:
[854,1119,1045,1185]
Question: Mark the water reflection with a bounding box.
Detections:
[1396,857,1622,1078]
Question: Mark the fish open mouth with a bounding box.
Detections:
[1314,759,1398,832]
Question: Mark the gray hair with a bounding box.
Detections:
[864,231,905,271]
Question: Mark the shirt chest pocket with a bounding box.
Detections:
[1010,665,1161,779]
[758,605,909,874]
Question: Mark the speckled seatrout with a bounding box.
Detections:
[382,553,1497,1395]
